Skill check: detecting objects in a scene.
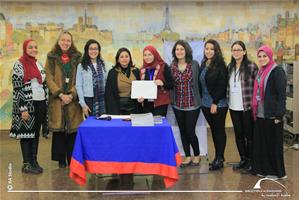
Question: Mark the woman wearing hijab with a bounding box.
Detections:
[10,39,48,174]
[251,45,287,179]
[76,39,106,117]
[138,45,173,117]
[45,31,83,168]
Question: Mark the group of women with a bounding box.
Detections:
[10,30,287,181]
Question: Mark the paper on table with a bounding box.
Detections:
[99,114,130,119]
[130,113,154,126]
[131,80,157,99]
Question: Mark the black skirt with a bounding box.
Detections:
[252,118,286,177]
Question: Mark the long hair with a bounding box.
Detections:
[202,39,226,68]
[50,30,80,56]
[172,40,193,64]
[228,40,251,80]
[81,39,104,71]
[114,47,134,69]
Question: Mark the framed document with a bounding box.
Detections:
[131,80,157,99]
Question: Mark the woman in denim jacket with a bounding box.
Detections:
[76,39,106,117]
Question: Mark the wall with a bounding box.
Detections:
[0,1,298,129]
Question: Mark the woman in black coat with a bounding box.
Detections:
[198,39,228,170]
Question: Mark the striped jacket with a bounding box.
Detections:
[227,62,258,111]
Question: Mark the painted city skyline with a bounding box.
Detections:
[0,1,298,129]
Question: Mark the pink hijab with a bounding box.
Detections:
[252,45,276,120]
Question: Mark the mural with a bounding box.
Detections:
[0,1,298,129]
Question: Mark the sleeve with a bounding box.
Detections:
[105,69,116,114]
[76,63,86,107]
[212,65,228,105]
[12,62,27,112]
[273,67,287,120]
[162,63,174,90]
[44,56,63,97]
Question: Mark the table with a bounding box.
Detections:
[69,117,182,188]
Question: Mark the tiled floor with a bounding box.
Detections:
[1,129,298,200]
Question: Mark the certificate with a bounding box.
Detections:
[131,80,157,99]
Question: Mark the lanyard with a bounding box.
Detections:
[148,69,155,80]
[233,69,240,86]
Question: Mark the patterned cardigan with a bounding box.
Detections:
[227,62,258,111]
[9,60,49,139]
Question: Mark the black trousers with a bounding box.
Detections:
[173,108,200,156]
[229,109,254,161]
[51,131,77,165]
[20,100,46,163]
[84,97,94,116]
[143,101,168,117]
[202,107,228,159]
[252,118,286,177]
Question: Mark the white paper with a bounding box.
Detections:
[99,114,130,119]
[131,80,157,99]
[130,113,154,126]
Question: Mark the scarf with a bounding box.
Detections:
[89,59,105,117]
[252,45,276,120]
[19,39,42,84]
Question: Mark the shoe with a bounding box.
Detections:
[180,157,192,168]
[266,175,278,180]
[278,175,287,180]
[22,163,41,174]
[32,160,43,173]
[209,157,217,166]
[191,156,201,166]
[209,157,224,171]
[232,157,247,170]
[58,160,67,168]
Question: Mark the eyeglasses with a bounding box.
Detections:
[231,49,243,52]
[89,48,99,51]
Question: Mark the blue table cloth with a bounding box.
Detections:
[70,117,182,188]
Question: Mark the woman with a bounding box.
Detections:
[170,40,201,167]
[10,39,48,174]
[198,39,228,170]
[227,41,258,171]
[45,31,83,168]
[251,45,287,179]
[105,47,140,189]
[105,47,140,115]
[76,39,106,117]
[138,45,173,117]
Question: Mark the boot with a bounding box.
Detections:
[58,160,67,168]
[209,157,224,171]
[32,138,43,173]
[232,156,247,170]
[22,163,41,174]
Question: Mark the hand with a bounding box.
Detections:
[82,105,91,117]
[60,94,72,105]
[274,119,281,124]
[210,104,217,114]
[137,97,144,103]
[21,111,30,121]
[155,79,164,86]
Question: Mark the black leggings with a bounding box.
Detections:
[202,107,228,159]
[20,100,46,163]
[229,109,254,161]
[143,101,168,117]
[173,108,200,156]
